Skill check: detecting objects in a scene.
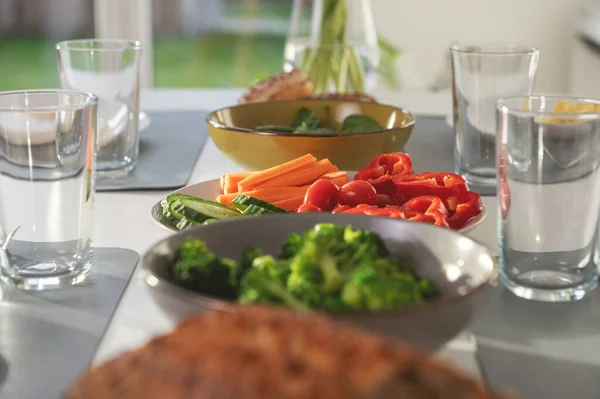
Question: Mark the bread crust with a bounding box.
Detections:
[64,307,503,399]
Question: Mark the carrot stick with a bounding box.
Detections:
[222,172,253,194]
[272,196,305,212]
[253,159,333,189]
[216,187,308,207]
[237,154,317,192]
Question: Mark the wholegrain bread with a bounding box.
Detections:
[64,306,507,399]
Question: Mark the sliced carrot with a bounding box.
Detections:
[217,187,308,207]
[237,154,317,192]
[327,165,339,173]
[253,159,333,189]
[272,196,305,212]
[320,171,348,184]
[222,172,253,194]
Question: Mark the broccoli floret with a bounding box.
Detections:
[172,239,239,299]
[238,255,309,311]
[241,246,263,272]
[280,232,305,259]
[286,224,390,309]
[341,263,424,311]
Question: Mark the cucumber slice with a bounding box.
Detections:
[160,200,183,228]
[176,217,197,230]
[231,195,287,213]
[243,204,275,216]
[177,197,242,220]
[169,198,209,223]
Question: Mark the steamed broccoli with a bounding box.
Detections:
[280,232,305,259]
[239,255,309,311]
[172,239,239,299]
[241,246,263,272]
[172,224,439,313]
[340,261,425,311]
[286,224,389,309]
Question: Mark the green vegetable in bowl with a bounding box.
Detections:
[172,240,240,299]
[171,223,440,312]
[254,106,383,135]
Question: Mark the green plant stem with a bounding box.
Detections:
[300,0,365,94]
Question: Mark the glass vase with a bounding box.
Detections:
[284,0,380,95]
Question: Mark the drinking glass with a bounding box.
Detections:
[451,44,539,193]
[497,95,600,301]
[56,39,142,178]
[0,90,98,290]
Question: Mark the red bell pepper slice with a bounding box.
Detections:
[446,191,483,229]
[332,204,352,213]
[339,204,403,218]
[355,152,413,182]
[399,195,449,227]
[392,172,468,200]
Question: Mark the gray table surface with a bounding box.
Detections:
[0,248,139,399]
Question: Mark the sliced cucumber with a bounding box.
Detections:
[243,204,276,216]
[231,194,287,213]
[177,197,242,220]
[176,217,198,230]
[160,200,183,228]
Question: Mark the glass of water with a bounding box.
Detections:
[0,90,97,290]
[451,44,539,193]
[56,39,142,178]
[497,95,600,301]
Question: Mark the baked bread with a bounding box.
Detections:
[238,69,314,104]
[64,307,507,399]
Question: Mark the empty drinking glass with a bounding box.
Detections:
[451,44,539,193]
[0,90,98,290]
[497,95,600,301]
[56,39,142,178]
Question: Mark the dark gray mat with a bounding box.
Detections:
[0,247,139,399]
[406,116,496,196]
[97,111,209,192]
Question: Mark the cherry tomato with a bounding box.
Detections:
[296,203,322,213]
[374,194,397,208]
[339,180,377,206]
[304,179,340,211]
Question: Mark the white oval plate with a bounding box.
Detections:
[151,174,487,235]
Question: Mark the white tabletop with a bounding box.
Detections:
[92,88,495,375]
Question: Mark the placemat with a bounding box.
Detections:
[96,111,209,192]
[406,116,496,196]
[0,247,139,399]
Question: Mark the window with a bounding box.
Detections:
[151,0,291,88]
[0,0,95,90]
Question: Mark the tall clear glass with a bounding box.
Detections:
[451,44,539,193]
[0,90,97,290]
[56,39,142,178]
[497,95,600,302]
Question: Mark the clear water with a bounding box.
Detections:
[283,38,380,94]
[498,113,600,301]
[453,92,497,188]
[0,104,95,290]
[95,97,139,177]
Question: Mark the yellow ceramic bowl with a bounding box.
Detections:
[206,99,415,171]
